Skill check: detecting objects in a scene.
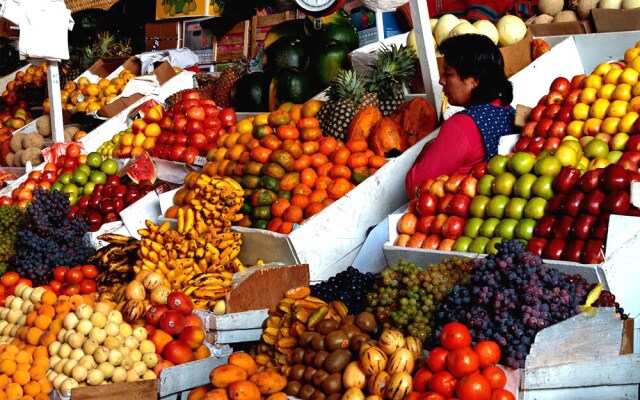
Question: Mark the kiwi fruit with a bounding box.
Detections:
[321,373,343,395]
[325,330,350,351]
[324,349,351,374]
[36,115,52,137]
[291,347,306,364]
[313,351,330,370]
[341,324,362,339]
[23,133,45,150]
[298,384,316,400]
[286,381,302,396]
[312,369,330,387]
[351,333,371,352]
[303,349,317,365]
[288,364,306,382]
[303,366,317,382]
[299,332,318,347]
[355,312,377,333]
[10,134,24,152]
[5,152,15,167]
[311,334,326,352]
[310,390,327,400]
[13,150,24,167]
[341,315,356,326]
[316,319,340,335]
[21,148,43,167]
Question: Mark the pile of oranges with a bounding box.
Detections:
[175,101,387,234]
[43,70,136,114]
[0,341,53,400]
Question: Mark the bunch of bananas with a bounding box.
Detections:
[188,175,245,233]
[90,234,140,300]
[255,287,349,371]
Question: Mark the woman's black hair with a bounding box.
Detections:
[439,34,513,106]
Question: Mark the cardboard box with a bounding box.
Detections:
[529,20,593,37]
[97,61,176,118]
[155,0,223,20]
[592,8,640,33]
[83,57,132,79]
[145,20,182,51]
[183,18,215,65]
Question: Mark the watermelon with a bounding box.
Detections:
[306,41,351,91]
[263,37,308,73]
[230,72,269,112]
[125,151,158,184]
[264,19,305,50]
[268,68,312,111]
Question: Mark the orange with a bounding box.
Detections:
[25,311,37,327]
[26,327,43,346]
[235,119,253,135]
[38,378,53,395]
[319,137,339,156]
[301,99,323,118]
[33,315,51,331]
[270,198,291,218]
[276,125,299,141]
[250,146,272,164]
[316,162,333,177]
[300,168,318,188]
[296,117,320,130]
[347,152,369,169]
[314,176,333,190]
[330,147,351,165]
[37,303,54,318]
[368,155,386,169]
[13,351,30,366]
[11,369,29,385]
[28,365,45,382]
[261,134,282,151]
[0,360,16,376]
[304,202,325,218]
[310,153,328,168]
[0,374,9,389]
[23,381,41,397]
[292,183,312,196]
[277,221,295,234]
[266,218,284,233]
[309,189,328,203]
[288,104,303,122]
[32,347,47,361]
[290,194,310,209]
[5,382,22,400]
[327,178,354,200]
[293,154,311,171]
[346,139,368,153]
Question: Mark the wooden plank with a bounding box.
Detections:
[196,309,268,331]
[520,384,639,400]
[522,354,640,390]
[250,12,295,58]
[71,379,157,400]
[158,355,229,397]
[525,308,624,369]
[208,328,263,344]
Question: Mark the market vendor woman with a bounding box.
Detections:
[405,34,516,198]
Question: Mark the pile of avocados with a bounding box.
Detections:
[230,10,359,112]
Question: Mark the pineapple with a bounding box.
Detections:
[195,72,218,100]
[211,60,248,108]
[317,69,368,141]
[365,44,417,116]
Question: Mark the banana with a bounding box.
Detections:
[231,257,245,272]
[184,208,195,233]
[98,233,138,245]
[158,221,171,235]
[177,207,185,233]
[146,220,159,233]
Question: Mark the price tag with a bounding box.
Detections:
[194,156,207,166]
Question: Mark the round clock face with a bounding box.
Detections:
[295,0,342,14]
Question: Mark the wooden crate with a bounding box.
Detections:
[250,11,296,59]
[145,20,182,51]
[213,20,250,63]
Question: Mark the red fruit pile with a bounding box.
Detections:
[145,291,208,367]
[408,322,515,400]
[46,265,98,296]
[0,271,32,303]
[527,163,640,263]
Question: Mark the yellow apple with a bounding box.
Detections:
[561,138,583,158]
[587,157,610,170]
[619,111,639,133]
[554,145,579,166]
[632,82,640,96]
[589,98,610,119]
[624,47,640,64]
[592,62,613,77]
[604,68,623,85]
[619,68,639,86]
[567,120,585,137]
[607,99,629,117]
[601,117,621,134]
[579,156,590,169]
[630,56,640,73]
[582,118,602,136]
[613,83,633,101]
[597,83,617,100]
[584,74,603,89]
[579,87,598,105]
[629,96,640,112]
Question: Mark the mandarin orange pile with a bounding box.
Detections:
[171,101,387,234]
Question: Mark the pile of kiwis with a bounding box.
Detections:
[283,311,421,400]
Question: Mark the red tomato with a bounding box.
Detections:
[66,143,82,158]
[490,388,516,400]
[474,341,501,368]
[62,283,81,296]
[418,393,446,400]
[0,286,4,296]
[79,279,97,295]
[1,271,20,287]
[481,365,507,390]
[447,347,480,378]
[426,347,449,373]
[218,108,237,128]
[404,391,422,400]
[65,268,84,284]
[81,265,99,279]
[413,368,433,393]
[440,322,472,350]
[455,374,492,400]
[17,278,32,287]
[49,280,62,295]
[428,371,457,397]
[53,266,69,283]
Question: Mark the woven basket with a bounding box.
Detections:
[361,0,408,11]
[64,0,121,13]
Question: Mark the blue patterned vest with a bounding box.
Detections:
[460,103,516,161]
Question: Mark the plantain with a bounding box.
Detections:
[306,305,329,330]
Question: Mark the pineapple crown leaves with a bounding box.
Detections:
[326,69,366,105]
[366,44,418,96]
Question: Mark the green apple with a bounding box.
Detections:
[468,236,491,254]
[534,155,563,177]
[486,195,510,219]
[469,195,491,218]
[477,175,495,196]
[492,172,517,196]
[486,237,504,254]
[515,218,536,240]
[532,175,555,200]
[513,173,538,199]
[479,217,501,238]
[524,197,548,220]
[487,155,510,176]
[59,173,73,185]
[72,170,89,186]
[553,145,579,167]
[583,138,609,159]
[77,165,92,176]
[464,217,484,239]
[606,150,623,163]
[452,236,473,252]
[508,152,536,175]
[504,197,528,219]
[61,183,79,197]
[89,170,107,184]
[495,218,518,240]
[51,182,63,192]
[83,181,96,196]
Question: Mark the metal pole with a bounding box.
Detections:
[46,60,65,143]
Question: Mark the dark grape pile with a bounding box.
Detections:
[432,239,591,369]
[311,266,376,314]
[585,281,629,320]
[0,205,25,271]
[365,257,474,342]
[14,189,95,284]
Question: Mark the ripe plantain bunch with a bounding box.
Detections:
[90,233,140,300]
[188,174,245,233]
[256,287,349,371]
[134,207,244,310]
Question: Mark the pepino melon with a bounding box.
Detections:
[125,151,158,184]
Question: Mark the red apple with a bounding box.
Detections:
[553,166,581,193]
[472,162,487,179]
[521,121,538,138]
[442,215,465,239]
[555,105,574,124]
[546,91,565,105]
[563,240,585,263]
[543,238,565,260]
[458,176,478,198]
[563,88,582,106]
[530,105,546,122]
[577,169,605,191]
[430,214,448,235]
[572,214,596,240]
[534,214,556,238]
[184,119,203,135]
[549,77,571,97]
[546,193,567,215]
[526,237,547,257]
[172,116,188,133]
[535,118,554,137]
[599,164,630,192]
[582,239,605,264]
[547,121,567,138]
[542,104,562,120]
[592,213,610,240]
[446,194,470,218]
[552,215,575,240]
[514,137,531,152]
[563,189,586,217]
[581,189,606,215]
[601,190,630,214]
[444,174,467,194]
[437,193,455,214]
[416,215,436,234]
[423,234,441,250]
[415,193,438,216]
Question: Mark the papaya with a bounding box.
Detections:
[228,352,258,377]
[209,364,248,388]
[248,371,288,395]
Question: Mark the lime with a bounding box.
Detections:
[59,173,73,185]
[100,159,119,175]
[77,165,92,176]
[72,170,89,186]
[87,152,103,169]
[51,182,63,192]
[111,134,122,145]
[89,170,107,184]
[83,181,96,196]
[61,183,79,197]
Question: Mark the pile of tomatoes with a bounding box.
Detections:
[408,322,515,400]
[44,264,99,296]
[0,271,33,303]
